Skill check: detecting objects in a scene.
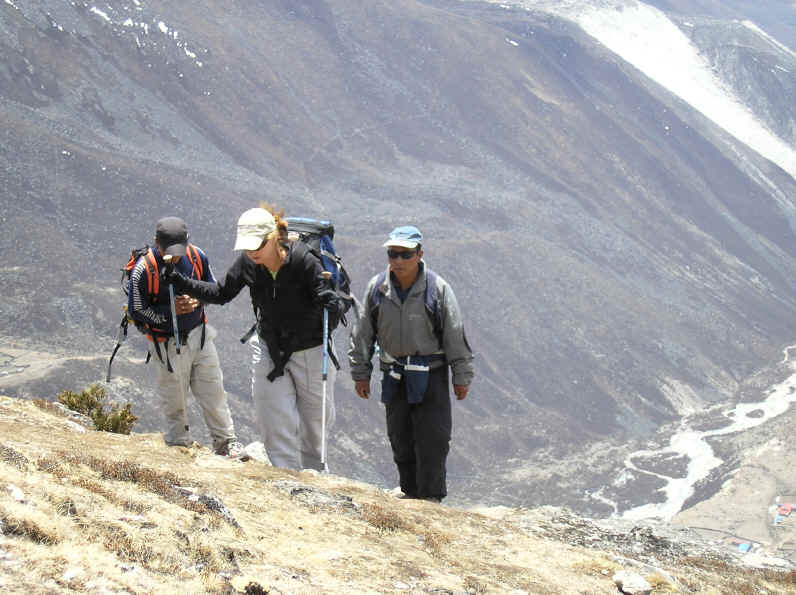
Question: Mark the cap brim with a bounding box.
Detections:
[383,239,419,249]
[234,233,265,251]
[163,243,187,257]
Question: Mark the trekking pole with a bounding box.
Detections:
[320,271,331,470]
[163,255,189,437]
[105,307,129,382]
[163,255,181,355]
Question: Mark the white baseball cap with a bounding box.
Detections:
[234,208,276,251]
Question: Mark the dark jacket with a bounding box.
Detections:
[128,245,213,337]
[174,242,329,379]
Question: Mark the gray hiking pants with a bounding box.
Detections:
[250,336,336,471]
[152,324,236,448]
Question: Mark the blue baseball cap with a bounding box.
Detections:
[383,226,423,249]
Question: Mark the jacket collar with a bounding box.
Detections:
[382,260,427,301]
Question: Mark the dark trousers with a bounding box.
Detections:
[385,365,452,500]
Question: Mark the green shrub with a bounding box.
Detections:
[57,383,138,434]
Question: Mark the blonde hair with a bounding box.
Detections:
[259,202,288,241]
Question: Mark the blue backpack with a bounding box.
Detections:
[285,217,355,326]
[239,217,356,347]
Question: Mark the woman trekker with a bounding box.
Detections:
[165,205,343,471]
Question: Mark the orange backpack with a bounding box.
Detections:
[107,245,204,381]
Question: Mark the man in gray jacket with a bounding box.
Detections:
[349,226,473,502]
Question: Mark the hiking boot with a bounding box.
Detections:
[214,439,250,461]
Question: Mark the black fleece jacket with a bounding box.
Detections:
[173,242,329,379]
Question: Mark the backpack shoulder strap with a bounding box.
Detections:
[185,244,208,325]
[424,269,443,344]
[368,271,388,331]
[186,244,203,280]
[369,271,387,308]
[144,248,160,298]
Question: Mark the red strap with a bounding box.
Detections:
[145,248,159,297]
[186,244,203,280]
[186,245,208,323]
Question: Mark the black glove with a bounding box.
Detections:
[161,265,188,291]
[317,289,342,315]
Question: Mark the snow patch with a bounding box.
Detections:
[483,0,796,179]
[571,3,796,178]
[506,37,519,46]
[741,20,796,59]
[90,6,111,22]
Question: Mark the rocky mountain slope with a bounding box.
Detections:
[0,0,795,515]
[2,395,795,594]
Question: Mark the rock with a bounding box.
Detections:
[741,552,792,569]
[613,570,652,595]
[174,486,239,527]
[51,403,93,427]
[65,420,86,433]
[6,484,24,502]
[62,568,81,581]
[271,480,357,513]
[243,441,270,464]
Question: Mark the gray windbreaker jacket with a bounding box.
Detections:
[348,261,474,386]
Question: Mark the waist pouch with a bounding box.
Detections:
[381,355,436,404]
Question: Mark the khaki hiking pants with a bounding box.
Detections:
[152,324,236,449]
[250,336,336,471]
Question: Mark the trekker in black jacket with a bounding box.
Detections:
[166,205,343,471]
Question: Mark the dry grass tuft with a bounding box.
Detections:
[50,495,78,516]
[573,558,620,578]
[463,575,489,593]
[0,504,61,544]
[58,451,236,526]
[72,476,147,513]
[360,502,413,533]
[422,529,451,557]
[60,451,188,498]
[32,398,64,417]
[1,443,30,471]
[682,557,796,593]
[647,571,677,592]
[37,456,68,479]
[97,522,179,573]
[189,537,222,574]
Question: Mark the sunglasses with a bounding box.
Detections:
[254,237,291,252]
[387,249,417,260]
